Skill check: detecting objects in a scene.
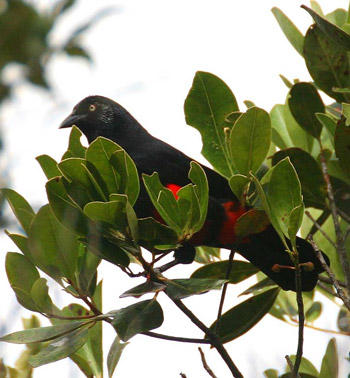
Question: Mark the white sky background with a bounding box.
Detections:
[0,0,349,377]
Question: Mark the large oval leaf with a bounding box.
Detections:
[209,288,279,343]
[184,71,238,177]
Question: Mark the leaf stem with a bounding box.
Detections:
[141,331,211,344]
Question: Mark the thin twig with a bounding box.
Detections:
[141,331,211,344]
[292,252,304,378]
[305,211,336,248]
[198,347,218,378]
[319,275,346,288]
[307,210,330,237]
[308,236,350,311]
[319,148,350,293]
[215,250,235,333]
[180,373,187,378]
[169,297,243,378]
[285,355,300,378]
[288,318,350,336]
[338,208,350,224]
[317,282,339,298]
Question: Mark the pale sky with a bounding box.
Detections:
[0,0,349,377]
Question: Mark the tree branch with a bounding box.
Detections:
[198,347,218,378]
[305,211,336,248]
[319,149,350,293]
[308,235,350,311]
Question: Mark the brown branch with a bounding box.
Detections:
[319,275,346,288]
[308,236,350,311]
[292,252,304,378]
[169,296,243,378]
[215,250,235,333]
[307,210,330,237]
[198,347,218,378]
[180,373,187,378]
[319,148,350,293]
[305,211,336,248]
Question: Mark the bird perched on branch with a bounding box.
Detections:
[60,95,329,291]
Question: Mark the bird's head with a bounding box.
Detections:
[60,95,138,143]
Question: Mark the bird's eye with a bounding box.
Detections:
[89,104,96,112]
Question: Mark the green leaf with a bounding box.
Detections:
[58,158,105,202]
[184,71,239,177]
[310,1,323,16]
[302,5,350,50]
[36,155,61,179]
[77,245,100,296]
[194,246,221,264]
[30,278,54,314]
[188,161,209,231]
[304,24,350,103]
[271,7,304,55]
[337,306,350,332]
[191,260,259,283]
[120,281,166,298]
[264,369,279,378]
[288,82,325,139]
[319,338,338,378]
[62,126,86,159]
[5,252,40,312]
[109,149,140,206]
[239,277,277,296]
[305,301,322,322]
[209,288,279,343]
[142,172,182,234]
[177,184,201,233]
[288,204,305,249]
[111,299,164,341]
[235,209,271,240]
[335,117,350,177]
[5,232,33,262]
[316,113,337,147]
[107,336,129,378]
[28,326,89,367]
[137,217,178,249]
[46,177,90,235]
[272,148,326,209]
[1,189,35,234]
[286,355,319,376]
[229,107,271,175]
[0,321,89,344]
[85,137,125,196]
[229,174,249,201]
[28,205,80,283]
[165,278,225,299]
[268,158,303,240]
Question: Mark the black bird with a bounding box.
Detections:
[60,95,329,291]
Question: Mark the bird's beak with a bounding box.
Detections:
[59,113,84,129]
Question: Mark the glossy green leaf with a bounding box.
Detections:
[288,204,305,249]
[30,278,54,314]
[268,158,303,239]
[5,252,40,312]
[184,71,238,177]
[230,107,271,175]
[288,82,325,139]
[5,232,33,262]
[194,246,221,264]
[77,245,100,296]
[137,217,178,249]
[46,177,90,235]
[305,301,322,322]
[120,281,167,298]
[304,24,350,103]
[235,209,271,240]
[1,189,35,234]
[319,338,338,378]
[107,336,129,378]
[111,299,164,341]
[316,113,336,147]
[177,184,201,233]
[302,5,350,50]
[271,7,304,55]
[165,278,225,299]
[188,161,209,231]
[286,355,319,376]
[335,117,350,177]
[209,288,279,343]
[0,321,89,344]
[29,326,89,367]
[109,149,140,206]
[85,137,123,196]
[28,205,80,282]
[191,260,259,283]
[36,155,61,179]
[62,126,86,159]
[272,148,326,208]
[229,174,249,201]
